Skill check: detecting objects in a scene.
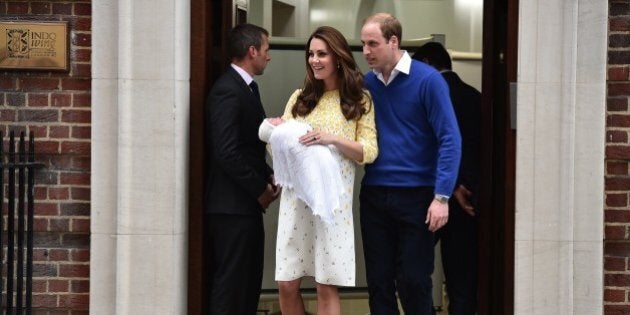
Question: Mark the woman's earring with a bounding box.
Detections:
[337,63,341,69]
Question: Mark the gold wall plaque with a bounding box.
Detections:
[0,21,68,71]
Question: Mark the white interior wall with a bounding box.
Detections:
[307,0,481,52]
[250,0,482,52]
[248,0,310,37]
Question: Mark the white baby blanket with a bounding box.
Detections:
[259,120,343,225]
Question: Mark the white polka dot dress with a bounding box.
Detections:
[274,89,378,286]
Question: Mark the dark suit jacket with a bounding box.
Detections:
[204,66,272,215]
[442,71,481,198]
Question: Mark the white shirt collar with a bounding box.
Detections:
[372,50,412,85]
[231,63,254,85]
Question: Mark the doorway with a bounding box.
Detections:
[188,0,518,313]
[477,0,518,313]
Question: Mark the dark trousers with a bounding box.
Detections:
[205,213,264,315]
[436,200,478,315]
[360,186,435,315]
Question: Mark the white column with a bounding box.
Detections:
[90,0,190,314]
[515,1,606,314]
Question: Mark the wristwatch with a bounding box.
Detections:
[434,194,449,204]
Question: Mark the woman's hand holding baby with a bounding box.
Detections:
[299,129,330,146]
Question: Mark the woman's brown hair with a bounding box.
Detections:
[291,26,371,121]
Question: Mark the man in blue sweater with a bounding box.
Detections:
[359,13,461,314]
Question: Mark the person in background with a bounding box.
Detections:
[274,26,378,315]
[413,41,481,315]
[359,13,462,314]
[204,23,280,315]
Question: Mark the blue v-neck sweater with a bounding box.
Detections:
[362,60,461,196]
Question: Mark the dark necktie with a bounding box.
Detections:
[249,81,266,118]
[250,81,261,103]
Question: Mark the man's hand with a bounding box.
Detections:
[425,199,449,232]
[257,183,281,209]
[453,184,475,216]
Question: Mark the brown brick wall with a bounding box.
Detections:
[1,0,91,313]
[605,0,630,312]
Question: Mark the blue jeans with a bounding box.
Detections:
[360,186,435,315]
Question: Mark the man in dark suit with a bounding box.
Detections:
[204,23,280,315]
[413,42,481,315]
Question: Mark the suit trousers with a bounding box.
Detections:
[436,200,478,315]
[205,212,264,315]
[360,186,435,315]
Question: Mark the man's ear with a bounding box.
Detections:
[389,35,399,49]
[248,45,257,58]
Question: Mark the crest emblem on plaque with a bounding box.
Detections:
[6,29,29,57]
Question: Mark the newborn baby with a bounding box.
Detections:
[259,118,343,225]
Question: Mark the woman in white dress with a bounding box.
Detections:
[274,26,378,315]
